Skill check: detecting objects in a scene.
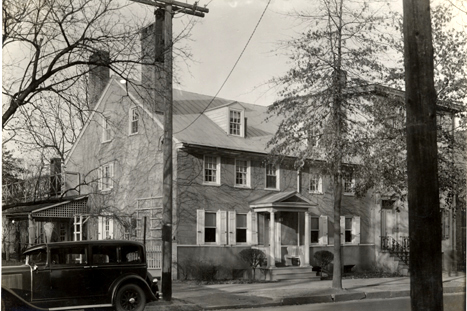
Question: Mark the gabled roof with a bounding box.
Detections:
[249,191,318,212]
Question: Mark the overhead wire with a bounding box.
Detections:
[174,0,272,134]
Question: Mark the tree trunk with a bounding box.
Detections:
[332,172,343,289]
[403,0,443,310]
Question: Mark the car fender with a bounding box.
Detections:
[1,286,49,311]
[109,274,158,305]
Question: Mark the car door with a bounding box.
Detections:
[89,244,121,297]
[28,248,52,301]
[49,244,93,301]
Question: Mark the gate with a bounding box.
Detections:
[136,197,162,270]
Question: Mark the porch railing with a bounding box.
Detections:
[2,173,62,206]
[381,236,410,265]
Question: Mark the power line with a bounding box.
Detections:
[175,0,272,134]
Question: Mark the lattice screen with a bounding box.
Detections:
[33,198,88,218]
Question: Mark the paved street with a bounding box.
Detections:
[216,293,466,311]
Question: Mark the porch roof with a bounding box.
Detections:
[249,191,318,213]
[3,196,88,220]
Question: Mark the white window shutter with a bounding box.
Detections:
[228,211,236,245]
[109,218,114,239]
[98,168,102,190]
[247,211,258,245]
[352,216,361,244]
[196,209,205,245]
[318,177,323,193]
[251,212,258,245]
[109,163,114,189]
[218,210,227,245]
[98,216,103,240]
[340,216,345,240]
[319,215,328,245]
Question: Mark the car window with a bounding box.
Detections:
[50,246,88,266]
[27,249,47,266]
[91,245,118,264]
[121,245,143,263]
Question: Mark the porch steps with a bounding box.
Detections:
[270,267,321,281]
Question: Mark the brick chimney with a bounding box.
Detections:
[140,9,166,113]
[88,50,110,107]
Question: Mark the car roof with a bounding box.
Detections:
[23,240,145,254]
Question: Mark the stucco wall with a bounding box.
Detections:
[65,80,165,239]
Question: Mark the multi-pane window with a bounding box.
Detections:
[98,163,114,191]
[266,164,278,189]
[236,214,247,243]
[310,217,319,243]
[345,217,352,243]
[310,174,322,193]
[102,116,112,142]
[229,110,242,136]
[308,127,319,147]
[343,174,355,194]
[130,107,139,135]
[205,212,217,243]
[204,156,219,184]
[235,159,249,187]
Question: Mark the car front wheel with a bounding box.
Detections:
[115,284,146,311]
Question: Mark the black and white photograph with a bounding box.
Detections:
[2,1,466,310]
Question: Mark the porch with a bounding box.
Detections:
[250,191,320,280]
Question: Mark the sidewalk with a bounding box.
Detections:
[146,272,466,310]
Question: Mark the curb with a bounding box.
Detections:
[146,287,466,311]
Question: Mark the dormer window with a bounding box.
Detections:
[229,109,243,136]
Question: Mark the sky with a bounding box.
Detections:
[161,0,310,107]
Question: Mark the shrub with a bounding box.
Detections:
[177,258,219,283]
[313,250,334,275]
[239,248,266,280]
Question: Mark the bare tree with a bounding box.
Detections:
[2,0,197,162]
[267,0,396,289]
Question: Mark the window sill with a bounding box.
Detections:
[101,140,112,144]
[202,182,221,187]
[343,192,355,196]
[234,185,251,189]
[264,187,280,191]
[309,191,323,195]
[129,132,139,136]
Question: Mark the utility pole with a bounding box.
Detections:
[403,1,443,311]
[130,0,208,301]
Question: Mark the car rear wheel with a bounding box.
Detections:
[115,284,146,311]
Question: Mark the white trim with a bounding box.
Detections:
[129,106,139,135]
[228,108,244,137]
[309,172,323,194]
[234,159,250,188]
[203,155,221,185]
[265,163,280,190]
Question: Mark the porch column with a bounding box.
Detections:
[28,214,36,246]
[269,211,276,268]
[302,211,310,267]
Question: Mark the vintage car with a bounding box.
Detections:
[1,240,159,311]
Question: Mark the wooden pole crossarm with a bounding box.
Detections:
[130,0,208,17]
